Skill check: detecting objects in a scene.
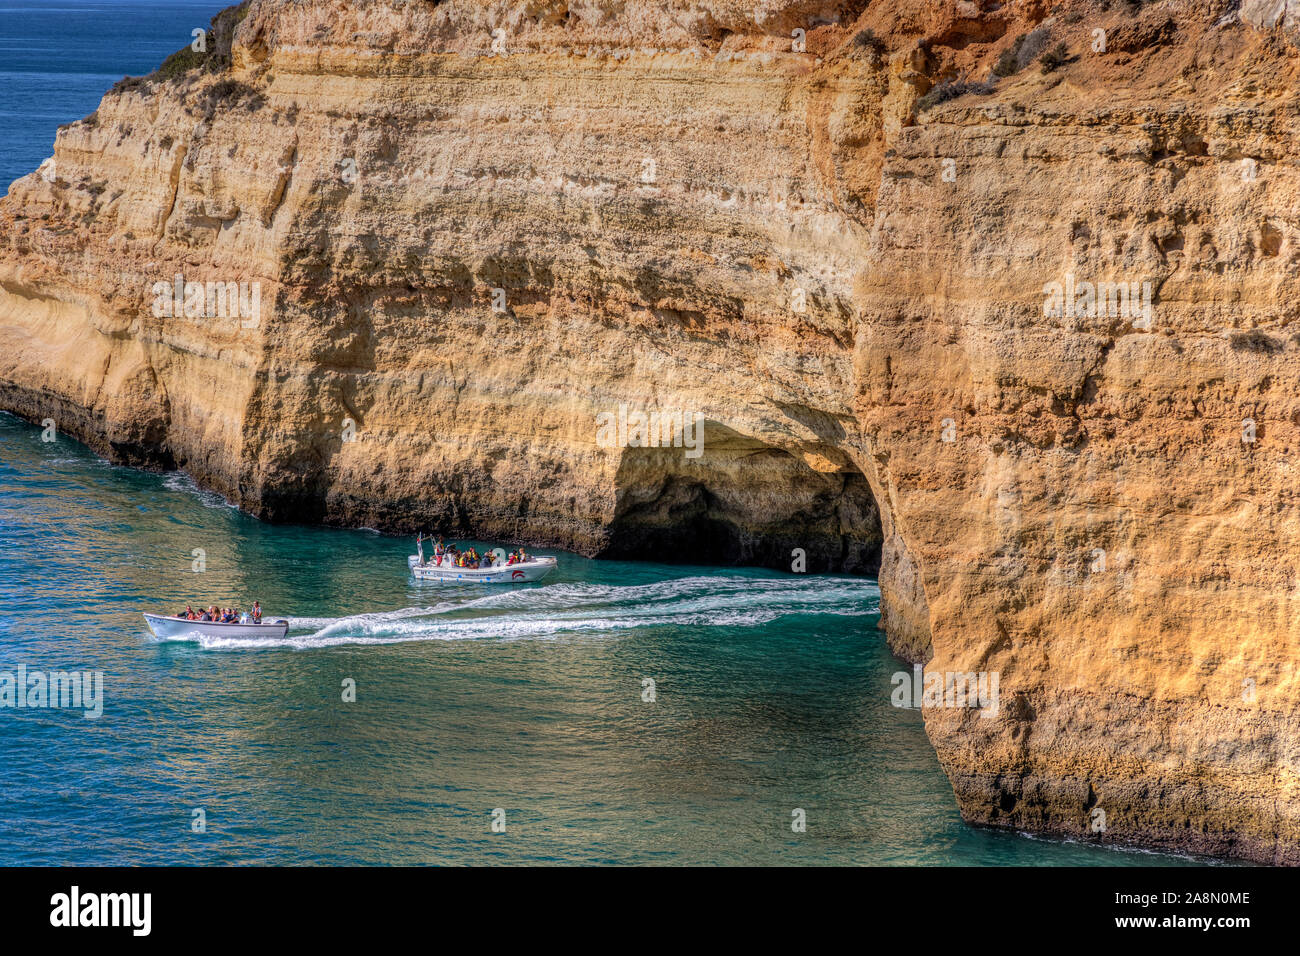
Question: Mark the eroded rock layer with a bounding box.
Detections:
[3,0,1299,862]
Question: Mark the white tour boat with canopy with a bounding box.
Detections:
[409,536,557,584]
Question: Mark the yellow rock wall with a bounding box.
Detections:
[3,0,1298,862]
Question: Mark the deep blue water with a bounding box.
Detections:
[0,3,1219,866]
[1,0,224,190]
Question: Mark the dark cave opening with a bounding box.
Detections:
[597,429,883,575]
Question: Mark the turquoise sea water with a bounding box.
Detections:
[0,414,1215,865]
[0,2,1217,866]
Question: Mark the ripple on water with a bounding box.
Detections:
[0,413,1214,866]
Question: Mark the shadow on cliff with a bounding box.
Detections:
[598,423,882,575]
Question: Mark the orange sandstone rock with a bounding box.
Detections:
[2,0,1298,862]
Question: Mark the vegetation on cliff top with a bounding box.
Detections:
[992,28,1052,78]
[916,80,994,113]
[110,0,251,95]
[916,0,1182,116]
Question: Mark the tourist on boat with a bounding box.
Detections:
[173,604,264,624]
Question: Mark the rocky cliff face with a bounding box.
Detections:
[3,0,1299,863]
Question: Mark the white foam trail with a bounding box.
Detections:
[288,601,465,629]
[178,575,879,651]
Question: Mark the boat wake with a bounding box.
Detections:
[179,575,880,650]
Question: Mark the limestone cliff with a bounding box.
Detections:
[3,0,1299,863]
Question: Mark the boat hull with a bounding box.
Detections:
[143,613,289,640]
[408,555,557,583]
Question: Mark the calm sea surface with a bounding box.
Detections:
[1,0,225,189]
[0,415,1217,865]
[0,3,1215,865]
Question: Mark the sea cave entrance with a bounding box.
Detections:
[598,424,882,575]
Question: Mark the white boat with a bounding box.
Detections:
[408,552,557,584]
[143,613,289,640]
